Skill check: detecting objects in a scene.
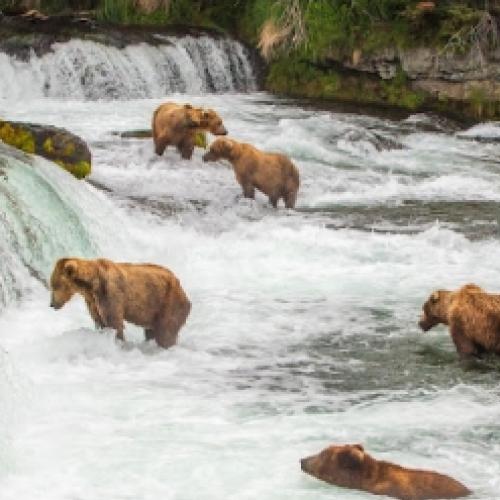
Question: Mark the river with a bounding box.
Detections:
[0,36,500,500]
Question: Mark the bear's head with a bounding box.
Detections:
[301,444,366,488]
[200,109,227,136]
[185,107,227,136]
[50,258,96,309]
[202,137,236,162]
[419,290,448,331]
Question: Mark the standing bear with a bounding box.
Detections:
[50,257,191,349]
[419,283,500,358]
[301,443,471,500]
[202,137,300,208]
[152,102,227,160]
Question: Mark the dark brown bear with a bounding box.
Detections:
[50,257,191,349]
[301,444,471,500]
[152,102,227,160]
[419,283,500,357]
[202,137,300,208]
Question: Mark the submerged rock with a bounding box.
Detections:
[0,120,91,178]
[117,129,208,148]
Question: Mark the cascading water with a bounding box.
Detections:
[0,36,256,100]
[1,30,500,500]
[0,142,121,311]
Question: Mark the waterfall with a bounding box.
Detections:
[0,35,257,100]
[0,143,113,310]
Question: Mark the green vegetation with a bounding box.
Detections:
[267,58,426,112]
[2,0,500,119]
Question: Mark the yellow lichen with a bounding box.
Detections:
[0,122,35,154]
[63,141,75,157]
[43,137,54,154]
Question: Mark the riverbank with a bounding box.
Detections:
[2,1,500,122]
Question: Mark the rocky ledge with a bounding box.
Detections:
[0,13,248,60]
[334,45,500,116]
[0,120,91,178]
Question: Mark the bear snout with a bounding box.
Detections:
[214,125,228,136]
[419,315,433,332]
[300,456,314,473]
[203,152,214,162]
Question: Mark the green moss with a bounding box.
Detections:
[0,122,35,154]
[381,69,426,110]
[55,159,91,179]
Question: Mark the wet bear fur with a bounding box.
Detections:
[50,257,191,349]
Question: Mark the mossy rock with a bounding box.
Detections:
[0,120,91,179]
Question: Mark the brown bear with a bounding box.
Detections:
[419,283,500,358]
[152,102,227,160]
[202,137,300,208]
[301,444,471,500]
[50,257,191,349]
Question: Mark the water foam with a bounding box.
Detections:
[1,93,500,498]
[0,36,256,100]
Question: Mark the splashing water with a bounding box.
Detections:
[0,40,500,500]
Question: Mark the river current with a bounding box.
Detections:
[1,39,500,500]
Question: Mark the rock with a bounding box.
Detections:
[116,129,207,148]
[0,120,91,178]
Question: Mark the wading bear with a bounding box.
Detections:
[202,137,300,208]
[152,102,227,160]
[50,257,191,349]
[301,443,471,500]
[419,283,500,358]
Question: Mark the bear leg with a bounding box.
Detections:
[99,302,125,341]
[242,183,255,199]
[178,138,195,160]
[85,297,105,330]
[153,295,191,349]
[450,320,480,358]
[284,189,297,209]
[144,328,156,341]
[268,188,281,208]
[154,136,168,156]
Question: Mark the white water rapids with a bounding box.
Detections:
[1,38,500,500]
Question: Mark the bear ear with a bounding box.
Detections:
[338,446,364,470]
[431,291,440,303]
[63,260,77,279]
[183,104,193,109]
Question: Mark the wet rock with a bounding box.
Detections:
[0,120,91,178]
[334,45,500,105]
[116,129,207,148]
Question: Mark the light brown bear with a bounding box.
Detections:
[301,444,471,500]
[419,283,500,358]
[202,137,300,208]
[152,102,227,160]
[50,257,191,349]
